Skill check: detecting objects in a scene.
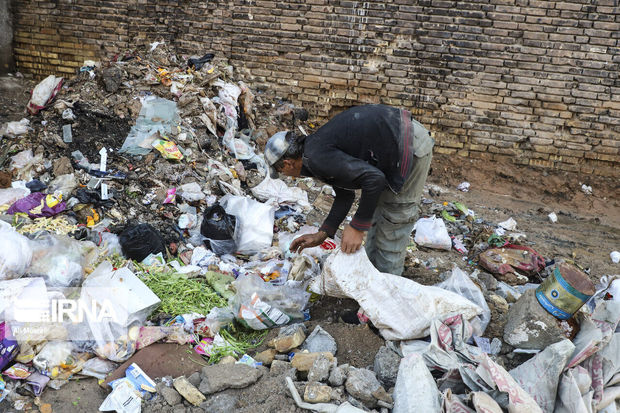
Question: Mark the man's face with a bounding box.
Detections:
[277,158,303,177]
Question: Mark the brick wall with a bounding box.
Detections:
[12,0,620,176]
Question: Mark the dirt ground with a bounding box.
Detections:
[1,74,619,412]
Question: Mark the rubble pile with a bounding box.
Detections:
[0,41,619,413]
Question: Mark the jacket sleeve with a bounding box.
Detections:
[310,154,387,233]
[319,187,355,238]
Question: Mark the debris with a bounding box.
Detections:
[611,251,620,264]
[27,75,63,115]
[498,217,517,231]
[478,244,545,283]
[581,184,592,195]
[0,118,30,137]
[328,364,349,387]
[548,212,558,223]
[456,181,470,192]
[345,368,391,408]
[253,349,277,366]
[503,289,570,350]
[292,352,335,372]
[268,323,307,352]
[308,354,333,382]
[286,376,366,413]
[373,346,401,388]
[302,325,337,355]
[304,382,332,403]
[119,223,166,262]
[173,376,205,406]
[159,385,182,406]
[198,363,263,395]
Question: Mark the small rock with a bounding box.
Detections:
[268,323,306,352]
[291,351,334,372]
[187,372,201,388]
[330,386,346,403]
[304,383,332,403]
[39,404,52,413]
[199,392,239,413]
[373,346,401,388]
[218,355,236,365]
[477,271,498,292]
[308,354,333,382]
[254,349,277,366]
[199,364,263,395]
[503,289,567,350]
[173,376,206,406]
[160,386,182,406]
[102,66,123,93]
[328,364,349,387]
[345,368,385,407]
[302,325,337,355]
[270,360,295,376]
[172,406,187,413]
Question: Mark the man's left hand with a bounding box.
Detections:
[341,225,366,254]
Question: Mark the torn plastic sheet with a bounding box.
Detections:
[119,96,179,156]
[251,176,311,211]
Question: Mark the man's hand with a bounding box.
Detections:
[341,225,365,254]
[290,231,328,253]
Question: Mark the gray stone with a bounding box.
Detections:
[373,346,402,388]
[503,289,566,350]
[187,372,201,388]
[199,392,239,413]
[302,325,338,355]
[102,66,123,93]
[345,368,383,407]
[328,364,349,387]
[172,407,186,413]
[307,354,332,383]
[160,386,182,406]
[477,270,498,292]
[269,360,293,376]
[199,364,263,395]
[268,323,307,352]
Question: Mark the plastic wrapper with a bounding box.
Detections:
[220,195,275,255]
[0,224,33,280]
[310,249,482,341]
[0,322,19,371]
[27,234,85,287]
[119,223,166,262]
[437,265,491,335]
[47,173,77,198]
[80,357,118,380]
[0,118,31,137]
[232,274,310,330]
[27,75,63,114]
[119,96,179,156]
[32,341,74,376]
[179,182,205,202]
[413,216,452,250]
[152,138,184,161]
[251,176,311,211]
[0,187,29,207]
[7,192,66,218]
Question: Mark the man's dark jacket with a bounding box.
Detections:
[300,104,434,237]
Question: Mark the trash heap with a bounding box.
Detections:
[1,41,619,413]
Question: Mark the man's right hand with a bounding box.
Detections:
[290,231,328,253]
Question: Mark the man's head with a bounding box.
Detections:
[264,131,304,178]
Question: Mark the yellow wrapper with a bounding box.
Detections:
[152,139,184,161]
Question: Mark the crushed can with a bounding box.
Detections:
[535,262,595,320]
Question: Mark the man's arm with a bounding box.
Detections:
[319,187,355,238]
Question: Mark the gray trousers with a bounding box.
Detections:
[365,151,432,275]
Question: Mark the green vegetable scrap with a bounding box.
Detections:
[137,266,227,316]
[204,271,236,300]
[208,325,267,364]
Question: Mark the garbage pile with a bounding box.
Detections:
[0,40,619,413]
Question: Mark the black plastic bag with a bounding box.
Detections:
[119,223,166,262]
[200,203,236,255]
[188,53,215,70]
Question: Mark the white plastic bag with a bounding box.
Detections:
[0,118,31,137]
[220,195,275,254]
[279,225,338,259]
[310,249,482,340]
[251,177,311,211]
[0,224,33,280]
[27,75,63,114]
[180,182,205,202]
[414,216,451,250]
[392,353,441,413]
[48,173,77,198]
[437,265,491,335]
[0,188,29,207]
